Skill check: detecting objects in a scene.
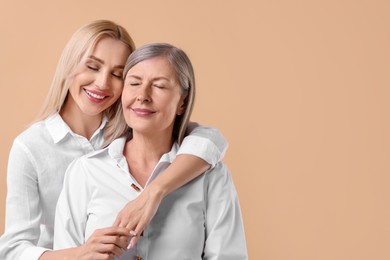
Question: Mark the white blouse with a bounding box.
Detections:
[54,137,247,260]
[0,113,228,260]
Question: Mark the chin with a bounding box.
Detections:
[81,108,105,117]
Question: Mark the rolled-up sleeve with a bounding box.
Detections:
[178,122,228,167]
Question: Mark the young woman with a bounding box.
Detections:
[0,21,227,259]
[54,43,247,260]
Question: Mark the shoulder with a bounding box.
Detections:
[206,162,233,188]
[67,147,109,173]
[207,162,230,177]
[204,162,242,204]
[85,147,108,159]
[63,146,113,189]
[11,120,52,151]
[14,120,48,142]
[84,136,126,160]
[66,145,111,176]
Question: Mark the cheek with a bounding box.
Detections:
[112,81,124,96]
[68,76,83,95]
[121,89,136,108]
[74,69,95,83]
[68,74,94,95]
[165,97,183,118]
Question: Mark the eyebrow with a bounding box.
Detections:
[126,75,141,80]
[87,55,125,69]
[126,74,170,81]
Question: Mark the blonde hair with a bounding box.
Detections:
[36,20,135,144]
[104,43,196,146]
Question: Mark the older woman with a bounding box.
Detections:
[54,43,247,259]
[0,20,228,260]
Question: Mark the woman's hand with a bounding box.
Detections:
[112,155,210,249]
[39,227,130,260]
[113,182,165,249]
[75,227,131,260]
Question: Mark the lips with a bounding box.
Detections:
[131,108,155,116]
[84,89,108,102]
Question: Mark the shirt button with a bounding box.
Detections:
[135,256,142,260]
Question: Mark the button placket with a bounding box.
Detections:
[115,163,142,193]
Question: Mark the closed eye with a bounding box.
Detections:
[153,84,165,89]
[87,65,99,71]
[112,73,123,79]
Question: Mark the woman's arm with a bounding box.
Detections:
[0,140,47,260]
[113,123,228,248]
[203,163,248,259]
[40,227,130,260]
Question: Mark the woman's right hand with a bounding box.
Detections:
[76,226,131,259]
[40,226,132,260]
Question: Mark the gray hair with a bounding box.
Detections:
[107,43,195,144]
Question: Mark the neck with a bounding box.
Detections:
[60,98,102,140]
[124,130,173,187]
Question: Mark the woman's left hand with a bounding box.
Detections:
[112,183,164,249]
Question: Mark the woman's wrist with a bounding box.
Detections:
[39,247,81,260]
[147,179,168,200]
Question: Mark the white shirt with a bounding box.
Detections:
[54,137,247,260]
[0,113,228,260]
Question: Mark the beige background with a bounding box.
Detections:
[1,0,390,259]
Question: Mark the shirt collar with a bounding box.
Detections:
[107,136,180,188]
[160,142,179,163]
[108,136,128,161]
[107,135,180,164]
[45,112,108,144]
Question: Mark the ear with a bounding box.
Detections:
[177,95,187,115]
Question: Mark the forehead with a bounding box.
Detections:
[127,56,176,79]
[89,37,130,65]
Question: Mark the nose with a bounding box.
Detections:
[136,85,151,103]
[95,71,110,89]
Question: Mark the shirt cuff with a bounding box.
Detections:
[20,246,50,260]
[177,136,227,167]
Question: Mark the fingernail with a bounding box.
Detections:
[130,230,137,236]
[127,241,134,250]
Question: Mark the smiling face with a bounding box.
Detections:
[62,37,130,119]
[122,56,187,138]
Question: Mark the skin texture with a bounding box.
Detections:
[122,56,186,146]
[60,37,130,139]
